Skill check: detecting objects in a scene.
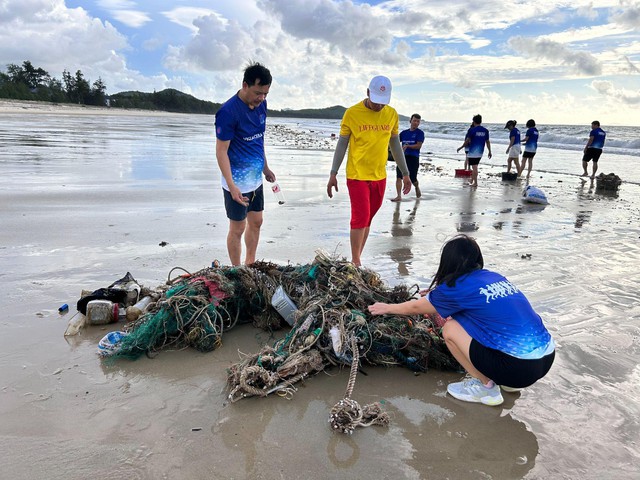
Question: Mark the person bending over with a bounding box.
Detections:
[368,234,555,406]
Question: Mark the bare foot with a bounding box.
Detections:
[390,196,401,202]
[580,173,589,177]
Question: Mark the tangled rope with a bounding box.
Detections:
[328,337,390,434]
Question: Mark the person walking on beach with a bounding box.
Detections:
[327,75,411,267]
[582,121,606,179]
[368,234,555,406]
[457,114,492,187]
[215,62,275,266]
[391,113,424,201]
[519,119,539,178]
[504,120,521,175]
[457,123,474,171]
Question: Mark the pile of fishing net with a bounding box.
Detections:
[107,251,460,432]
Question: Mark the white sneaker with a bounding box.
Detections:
[447,377,504,406]
[500,385,523,393]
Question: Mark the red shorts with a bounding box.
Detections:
[346,178,386,229]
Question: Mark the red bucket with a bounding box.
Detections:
[455,169,472,177]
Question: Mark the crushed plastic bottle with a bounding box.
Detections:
[64,313,87,336]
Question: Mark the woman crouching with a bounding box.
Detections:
[368,234,555,406]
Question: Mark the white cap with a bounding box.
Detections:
[368,75,392,105]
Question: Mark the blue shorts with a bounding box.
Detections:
[223,185,264,221]
[396,155,419,182]
[470,338,555,388]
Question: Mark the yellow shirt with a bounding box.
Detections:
[340,101,399,181]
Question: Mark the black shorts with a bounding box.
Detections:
[468,157,481,166]
[522,151,536,159]
[582,147,603,163]
[223,184,264,221]
[396,155,419,182]
[470,338,555,388]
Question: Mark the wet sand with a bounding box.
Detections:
[1,101,639,479]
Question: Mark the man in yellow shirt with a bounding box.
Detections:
[327,75,411,266]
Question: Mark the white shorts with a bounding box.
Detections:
[508,145,521,158]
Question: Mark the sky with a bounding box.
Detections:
[1,0,639,125]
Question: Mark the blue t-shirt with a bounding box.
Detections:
[589,127,606,150]
[523,127,539,152]
[400,128,425,158]
[466,125,490,158]
[215,94,267,192]
[509,127,521,146]
[428,269,553,358]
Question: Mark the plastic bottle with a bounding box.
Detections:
[125,296,152,322]
[64,313,87,336]
[271,182,285,205]
[86,300,118,325]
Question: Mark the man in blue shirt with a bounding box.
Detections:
[215,63,275,266]
[581,120,606,179]
[391,113,425,201]
[458,114,492,187]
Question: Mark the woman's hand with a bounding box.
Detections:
[368,302,390,316]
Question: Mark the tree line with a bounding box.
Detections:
[0,60,107,106]
[0,59,351,118]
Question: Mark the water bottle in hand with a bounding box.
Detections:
[271,182,285,205]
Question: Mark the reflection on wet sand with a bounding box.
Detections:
[388,200,419,275]
[457,188,479,232]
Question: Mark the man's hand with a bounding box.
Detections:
[327,174,338,198]
[230,185,249,206]
[402,176,412,195]
[263,166,275,183]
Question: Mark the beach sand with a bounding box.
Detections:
[1,101,639,479]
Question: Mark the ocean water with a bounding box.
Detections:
[274,118,640,184]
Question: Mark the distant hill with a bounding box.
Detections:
[269,105,346,119]
[109,88,221,114]
[110,89,348,119]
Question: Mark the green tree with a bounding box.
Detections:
[88,77,107,106]
[21,60,49,89]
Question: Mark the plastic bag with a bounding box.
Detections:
[522,185,548,204]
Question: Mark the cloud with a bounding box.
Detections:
[0,0,129,76]
[162,7,223,33]
[258,0,408,66]
[110,10,151,28]
[97,0,150,28]
[508,36,602,76]
[164,14,256,71]
[622,55,640,73]
[610,1,640,28]
[591,79,640,104]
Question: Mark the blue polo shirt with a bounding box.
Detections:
[524,127,539,152]
[466,125,490,158]
[215,94,267,192]
[428,269,553,359]
[589,127,606,150]
[400,128,425,158]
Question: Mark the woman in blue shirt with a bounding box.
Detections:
[520,119,539,178]
[368,235,555,406]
